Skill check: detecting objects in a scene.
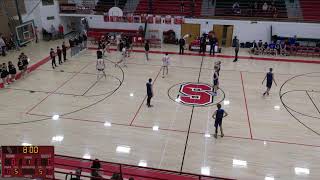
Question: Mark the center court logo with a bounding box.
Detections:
[168,82,225,107]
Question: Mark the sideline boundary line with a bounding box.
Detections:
[240,72,253,139]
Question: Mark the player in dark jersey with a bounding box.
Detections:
[50,48,57,69]
[19,53,29,78]
[215,61,221,76]
[97,48,103,59]
[1,63,9,85]
[212,103,228,138]
[56,46,62,65]
[262,68,277,96]
[62,41,67,61]
[8,61,17,82]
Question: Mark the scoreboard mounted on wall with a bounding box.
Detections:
[1,146,54,179]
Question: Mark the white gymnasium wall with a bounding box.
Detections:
[23,1,320,43]
[271,22,320,38]
[82,15,320,43]
[23,0,73,36]
[185,18,320,43]
[85,15,182,39]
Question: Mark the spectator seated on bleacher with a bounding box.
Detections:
[272,5,278,18]
[90,159,102,180]
[232,2,241,14]
[251,40,289,56]
[262,2,268,12]
[111,173,123,180]
[251,40,258,54]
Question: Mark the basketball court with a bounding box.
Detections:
[0,42,320,180]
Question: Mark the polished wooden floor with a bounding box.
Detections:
[0,41,320,180]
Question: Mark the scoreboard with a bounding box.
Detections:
[1,146,54,179]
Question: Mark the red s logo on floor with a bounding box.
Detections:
[178,83,214,106]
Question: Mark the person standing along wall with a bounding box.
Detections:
[58,24,64,39]
[50,48,57,69]
[144,40,150,60]
[82,33,88,49]
[62,41,67,61]
[233,38,240,62]
[179,37,185,55]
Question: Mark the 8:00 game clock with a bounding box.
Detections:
[1,146,54,179]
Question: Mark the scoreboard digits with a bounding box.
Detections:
[1,146,54,179]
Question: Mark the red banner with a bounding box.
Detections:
[103,15,183,24]
[174,17,184,24]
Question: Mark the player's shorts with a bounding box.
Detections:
[213,79,219,86]
[266,81,272,88]
[214,119,222,128]
[97,69,104,71]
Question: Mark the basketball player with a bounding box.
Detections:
[20,53,29,77]
[56,46,62,65]
[125,37,130,57]
[106,39,111,54]
[50,48,57,69]
[18,53,29,78]
[96,56,106,80]
[1,63,9,85]
[116,47,127,67]
[146,78,153,107]
[17,57,25,78]
[97,48,103,59]
[262,68,277,96]
[212,103,228,138]
[126,36,133,57]
[212,65,219,96]
[215,61,221,75]
[162,53,170,78]
[8,61,16,82]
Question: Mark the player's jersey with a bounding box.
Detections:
[267,72,273,83]
[122,47,126,56]
[215,109,225,120]
[162,55,169,66]
[96,59,105,70]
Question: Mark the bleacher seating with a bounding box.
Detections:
[95,0,128,14]
[300,0,320,21]
[215,0,287,19]
[135,0,202,17]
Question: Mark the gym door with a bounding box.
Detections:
[181,23,201,44]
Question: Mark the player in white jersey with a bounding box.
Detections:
[96,58,106,80]
[162,53,170,78]
[116,47,127,67]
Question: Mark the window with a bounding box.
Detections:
[42,0,54,6]
[47,16,55,20]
